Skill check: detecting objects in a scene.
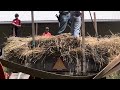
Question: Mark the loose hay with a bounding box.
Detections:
[3,33,120,75]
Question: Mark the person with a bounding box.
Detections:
[0,63,5,79]
[42,27,52,38]
[57,11,71,35]
[12,13,21,37]
[70,11,82,38]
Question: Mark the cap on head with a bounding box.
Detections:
[15,13,19,17]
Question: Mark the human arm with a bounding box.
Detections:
[12,22,21,27]
[12,19,21,27]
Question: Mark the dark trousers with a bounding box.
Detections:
[12,27,21,37]
[57,13,71,35]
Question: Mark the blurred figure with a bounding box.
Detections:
[70,11,82,38]
[12,13,21,37]
[57,11,71,35]
[0,63,5,79]
[42,27,52,38]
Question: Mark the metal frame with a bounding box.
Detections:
[0,58,96,79]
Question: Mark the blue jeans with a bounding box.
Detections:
[58,13,71,34]
[71,16,81,37]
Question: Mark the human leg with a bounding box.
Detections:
[58,14,70,34]
[71,16,81,37]
[14,27,18,37]
[15,27,21,37]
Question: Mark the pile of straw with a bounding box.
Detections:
[3,33,120,74]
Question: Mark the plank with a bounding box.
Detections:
[103,62,120,77]
[93,54,120,79]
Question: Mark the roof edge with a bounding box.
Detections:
[1,19,120,24]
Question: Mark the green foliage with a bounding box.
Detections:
[107,71,120,79]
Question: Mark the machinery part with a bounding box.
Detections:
[0,58,96,79]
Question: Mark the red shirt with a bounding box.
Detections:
[0,63,5,79]
[12,18,21,26]
[42,32,52,38]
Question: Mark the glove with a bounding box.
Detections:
[55,14,60,22]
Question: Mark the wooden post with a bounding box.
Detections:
[81,11,86,75]
[13,28,15,37]
[31,11,35,48]
[94,12,98,37]
[36,23,38,35]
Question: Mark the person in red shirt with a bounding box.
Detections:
[42,27,52,38]
[12,13,21,37]
[0,63,5,79]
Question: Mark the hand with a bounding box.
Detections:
[16,25,21,27]
[12,23,21,27]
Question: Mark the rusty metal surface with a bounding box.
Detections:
[0,58,96,79]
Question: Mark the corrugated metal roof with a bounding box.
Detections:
[0,11,120,22]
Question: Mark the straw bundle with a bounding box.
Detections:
[3,33,120,75]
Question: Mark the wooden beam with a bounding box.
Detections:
[93,54,120,79]
[35,23,38,35]
[31,11,35,47]
[81,11,86,75]
[103,62,120,77]
[94,12,98,37]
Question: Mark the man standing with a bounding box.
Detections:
[57,11,71,35]
[70,11,82,37]
[12,13,21,37]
